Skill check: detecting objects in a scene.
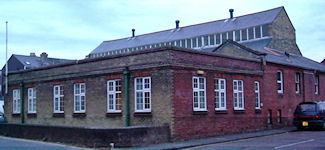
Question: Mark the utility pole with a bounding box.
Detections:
[5,21,8,94]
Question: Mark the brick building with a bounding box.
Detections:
[1,53,73,113]
[4,7,325,140]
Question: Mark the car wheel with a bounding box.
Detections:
[296,126,304,131]
[322,123,325,131]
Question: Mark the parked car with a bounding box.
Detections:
[0,112,4,123]
[293,101,325,130]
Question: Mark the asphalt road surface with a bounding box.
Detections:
[0,136,89,150]
[184,130,325,150]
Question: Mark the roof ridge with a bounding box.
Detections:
[228,40,267,55]
[102,6,284,43]
[213,40,266,56]
[264,47,301,57]
[13,54,73,61]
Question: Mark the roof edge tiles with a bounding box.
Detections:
[9,46,262,75]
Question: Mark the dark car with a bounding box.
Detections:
[293,101,325,130]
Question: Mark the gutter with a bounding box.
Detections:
[123,68,130,126]
[19,81,24,124]
[302,72,305,102]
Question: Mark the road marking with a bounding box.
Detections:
[274,139,315,149]
[183,132,288,150]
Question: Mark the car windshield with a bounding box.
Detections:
[296,104,316,113]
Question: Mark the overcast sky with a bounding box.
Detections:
[0,0,324,68]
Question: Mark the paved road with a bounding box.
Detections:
[0,136,89,150]
[183,131,325,150]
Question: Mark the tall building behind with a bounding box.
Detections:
[89,7,301,58]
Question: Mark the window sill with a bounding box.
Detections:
[106,112,123,117]
[53,113,65,118]
[73,113,86,118]
[233,109,245,114]
[215,110,228,114]
[12,113,20,117]
[255,109,262,114]
[27,113,37,118]
[193,111,208,115]
[134,112,152,117]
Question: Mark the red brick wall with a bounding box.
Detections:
[261,64,303,127]
[171,50,266,139]
[173,69,265,139]
[172,61,325,140]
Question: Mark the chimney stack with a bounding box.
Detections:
[175,20,180,29]
[229,9,234,19]
[40,52,48,64]
[132,29,135,37]
[30,52,36,56]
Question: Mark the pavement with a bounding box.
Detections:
[0,135,90,150]
[121,127,296,150]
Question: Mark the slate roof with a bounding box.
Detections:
[90,7,284,55]
[11,54,74,70]
[214,39,325,72]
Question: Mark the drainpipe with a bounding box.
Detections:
[302,72,305,102]
[123,68,130,126]
[260,56,266,71]
[20,81,25,124]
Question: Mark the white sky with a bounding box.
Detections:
[0,0,324,68]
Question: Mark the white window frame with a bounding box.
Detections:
[13,89,21,114]
[233,80,244,110]
[253,26,256,39]
[220,33,224,44]
[74,83,86,113]
[193,77,207,111]
[135,77,151,112]
[107,79,122,113]
[28,88,36,113]
[53,85,64,113]
[315,75,319,95]
[277,71,283,93]
[255,81,261,109]
[215,78,226,110]
[295,73,301,94]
